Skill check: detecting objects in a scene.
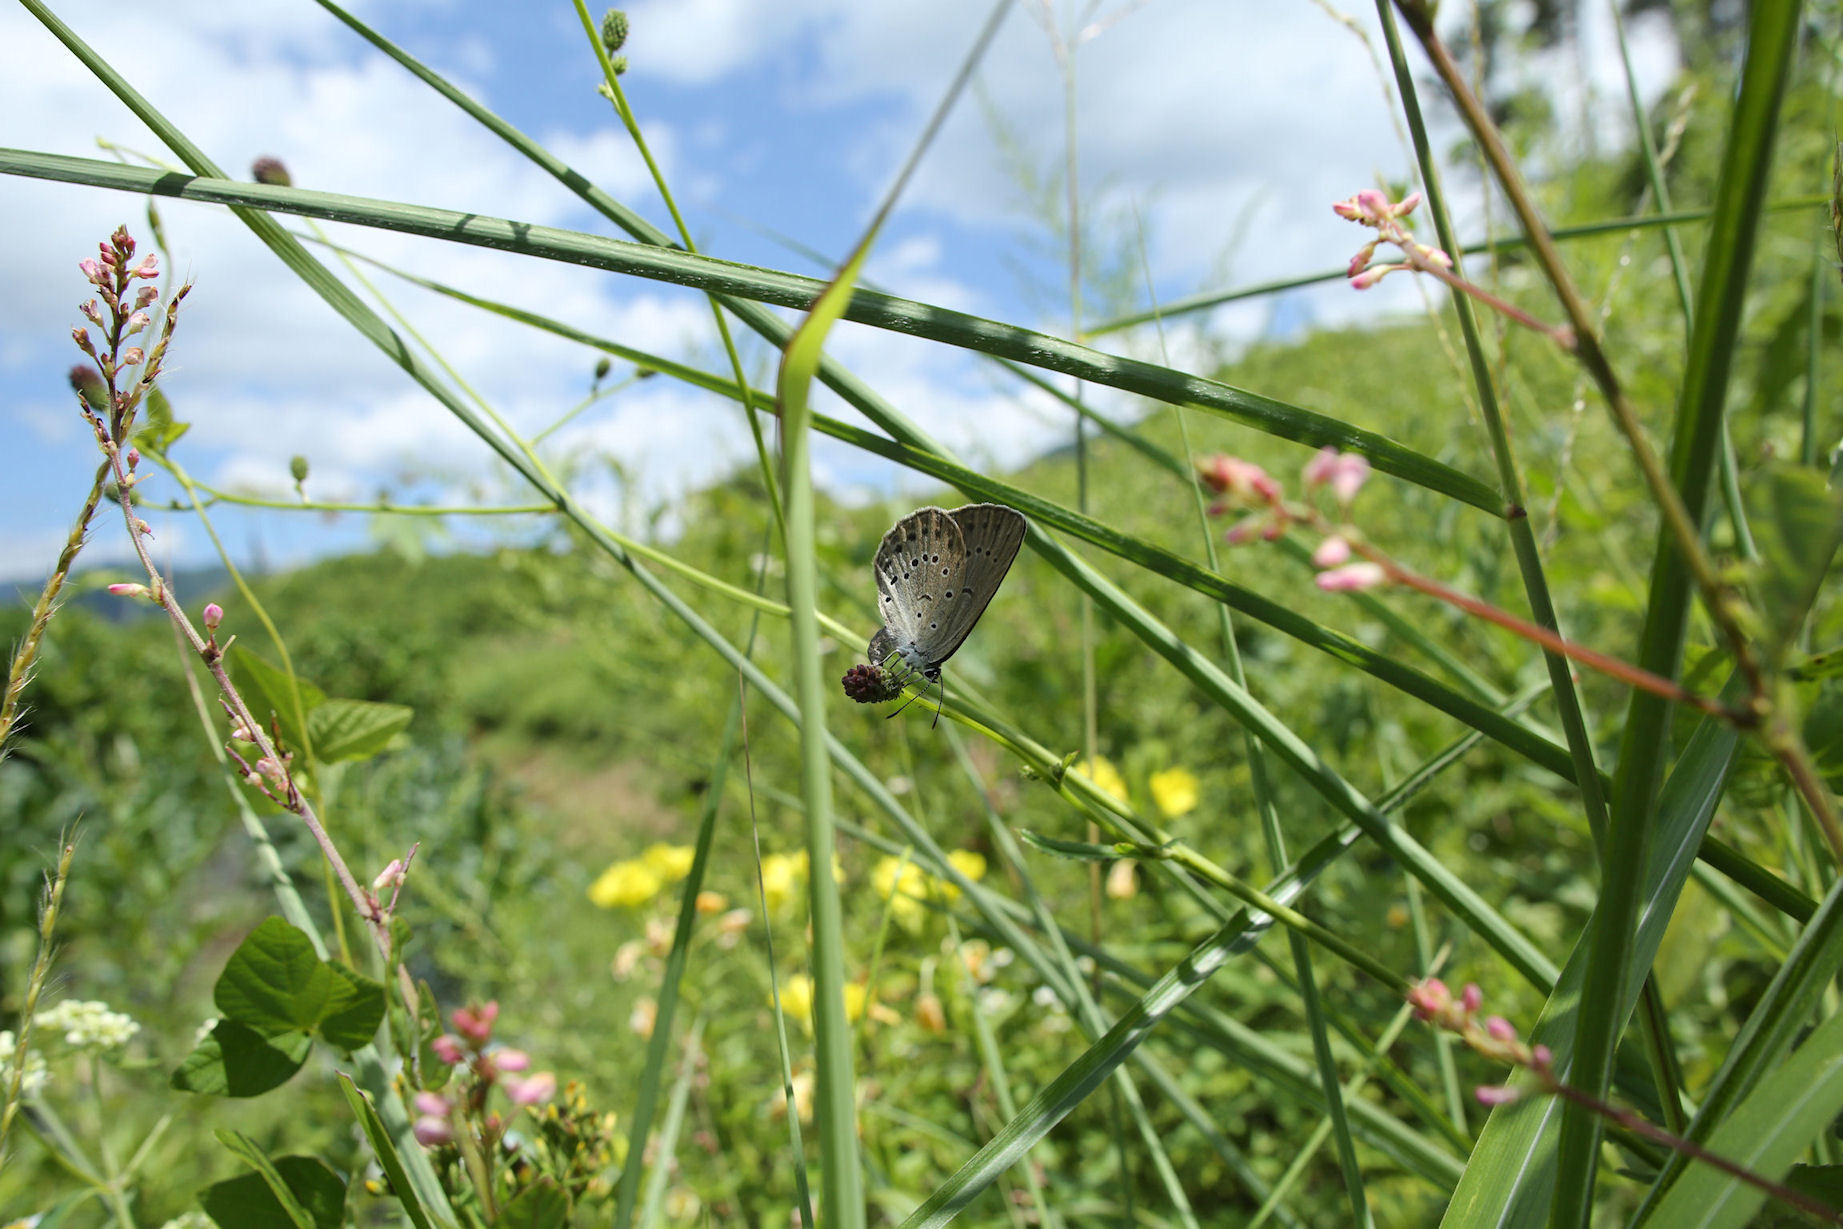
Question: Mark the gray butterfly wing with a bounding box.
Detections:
[870,506,965,663]
[924,503,1026,668]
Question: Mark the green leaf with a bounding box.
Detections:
[1784,1164,1843,1207]
[1790,647,1843,682]
[317,964,386,1052]
[170,1020,311,1097]
[307,697,413,763]
[1015,829,1148,862]
[203,1136,345,1229]
[227,647,325,759]
[1803,681,1843,793]
[132,383,190,458]
[1645,1010,1843,1229]
[337,1074,436,1229]
[1750,466,1843,664]
[215,917,334,1037]
[497,1180,570,1229]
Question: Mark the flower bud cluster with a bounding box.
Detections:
[1197,447,1386,591]
[1406,977,1552,1105]
[841,662,904,704]
[1334,189,1452,289]
[415,1001,558,1147]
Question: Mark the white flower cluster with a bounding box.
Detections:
[35,999,140,1053]
[0,1030,50,1097]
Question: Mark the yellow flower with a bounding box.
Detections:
[946,849,987,883]
[588,860,661,909]
[1149,767,1199,818]
[695,890,728,915]
[760,851,806,912]
[778,974,814,1027]
[872,855,929,929]
[1075,756,1128,804]
[641,843,695,884]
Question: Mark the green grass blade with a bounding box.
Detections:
[1441,704,1742,1228]
[0,146,1493,512]
[1082,199,1826,337]
[1633,872,1843,1221]
[612,696,744,1229]
[636,1016,705,1229]
[1642,1009,1843,1229]
[1553,5,1803,1217]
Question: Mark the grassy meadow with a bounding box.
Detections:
[5,2,1843,1227]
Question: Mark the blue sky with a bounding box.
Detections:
[0,0,1677,581]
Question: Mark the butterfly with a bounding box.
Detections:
[868,503,1027,723]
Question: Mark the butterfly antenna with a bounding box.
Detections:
[887,684,924,720]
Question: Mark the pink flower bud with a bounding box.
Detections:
[413,1090,450,1117]
[412,1114,453,1146]
[1332,196,1364,221]
[492,1048,531,1073]
[107,582,150,599]
[1486,1015,1516,1041]
[430,1034,466,1065]
[78,258,104,284]
[1395,191,1422,216]
[1419,244,1453,269]
[134,519,154,537]
[1475,1084,1521,1106]
[133,254,159,279]
[452,1001,498,1045]
[134,285,158,310]
[80,300,103,326]
[1304,448,1370,504]
[72,327,95,356]
[1349,264,1394,290]
[1311,535,1351,567]
[370,857,403,892]
[1346,243,1378,280]
[1315,563,1387,592]
[1461,983,1483,1013]
[119,347,145,367]
[126,447,141,470]
[1406,978,1450,1021]
[504,1072,556,1106]
[1224,516,1266,546]
[1531,1045,1552,1071]
[126,311,151,335]
[1354,188,1390,218]
[202,602,223,632]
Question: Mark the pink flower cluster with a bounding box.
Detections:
[1407,977,1552,1106]
[1198,447,1386,591]
[1334,189,1452,290]
[414,1000,558,1147]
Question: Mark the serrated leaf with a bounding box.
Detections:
[170,1019,311,1097]
[1645,1010,1843,1229]
[337,1074,437,1229]
[317,964,385,1052]
[497,1179,570,1229]
[228,646,325,760]
[203,1135,345,1229]
[307,697,413,763]
[215,917,334,1037]
[1750,466,1843,665]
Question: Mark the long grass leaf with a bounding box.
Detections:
[1552,6,1802,1217]
[0,146,1493,511]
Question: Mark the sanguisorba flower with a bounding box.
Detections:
[1148,767,1199,819]
[1074,756,1129,805]
[588,859,662,909]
